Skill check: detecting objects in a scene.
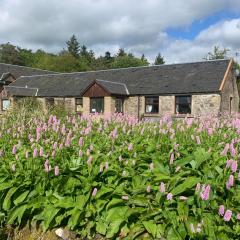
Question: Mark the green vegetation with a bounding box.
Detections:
[0,103,239,239]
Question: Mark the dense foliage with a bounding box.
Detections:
[0,110,240,239]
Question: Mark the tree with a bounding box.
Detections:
[204,46,229,60]
[66,35,80,58]
[0,43,23,65]
[154,53,165,65]
[117,48,126,57]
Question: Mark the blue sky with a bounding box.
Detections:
[167,11,240,40]
[0,0,240,63]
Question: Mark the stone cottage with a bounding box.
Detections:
[0,63,54,110]
[1,59,239,118]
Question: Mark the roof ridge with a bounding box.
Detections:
[17,58,231,79]
[0,62,56,73]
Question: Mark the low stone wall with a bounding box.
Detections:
[159,96,175,115]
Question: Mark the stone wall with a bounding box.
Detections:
[83,97,90,114]
[104,96,115,115]
[192,94,221,115]
[159,96,175,115]
[64,98,75,112]
[123,96,145,118]
[221,70,239,113]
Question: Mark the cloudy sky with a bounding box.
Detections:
[1,0,240,63]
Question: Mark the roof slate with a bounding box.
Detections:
[6,59,231,97]
[0,63,55,83]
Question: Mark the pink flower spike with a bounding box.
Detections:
[79,137,84,146]
[87,156,93,165]
[195,183,201,192]
[219,205,225,216]
[92,188,98,197]
[44,160,50,172]
[159,182,165,193]
[223,210,232,222]
[128,143,133,151]
[167,193,173,201]
[12,145,17,155]
[237,213,240,220]
[146,185,151,193]
[105,162,109,170]
[169,153,174,165]
[231,160,238,173]
[33,148,38,158]
[226,175,234,189]
[200,184,211,201]
[238,171,240,181]
[54,166,59,176]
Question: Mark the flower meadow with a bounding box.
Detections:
[1,112,240,239]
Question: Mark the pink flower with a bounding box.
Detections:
[226,159,233,168]
[237,213,240,220]
[190,223,195,233]
[44,160,50,172]
[169,153,174,165]
[238,171,240,181]
[196,136,201,145]
[146,185,151,193]
[221,143,229,156]
[208,128,213,135]
[226,175,234,189]
[167,193,173,200]
[200,184,211,201]
[159,182,165,193]
[78,137,84,146]
[79,150,83,157]
[128,143,133,151]
[39,147,44,157]
[33,148,38,158]
[87,156,93,165]
[223,210,232,222]
[12,145,17,155]
[122,195,129,200]
[231,160,238,173]
[99,164,103,173]
[92,188,98,197]
[219,205,225,216]
[53,142,58,150]
[54,166,59,176]
[25,151,29,159]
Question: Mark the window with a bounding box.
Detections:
[46,98,54,106]
[75,98,83,112]
[90,97,104,113]
[2,99,10,111]
[115,98,123,113]
[175,95,191,114]
[145,96,159,113]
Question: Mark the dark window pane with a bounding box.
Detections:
[90,97,104,113]
[175,96,191,114]
[76,98,83,105]
[115,98,123,113]
[145,96,159,113]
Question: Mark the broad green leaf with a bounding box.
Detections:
[106,219,124,238]
[0,182,12,191]
[14,190,30,205]
[171,177,200,195]
[68,207,81,229]
[3,187,18,211]
[96,220,107,235]
[7,204,27,224]
[142,221,157,238]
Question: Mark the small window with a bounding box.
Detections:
[90,97,104,113]
[46,98,54,106]
[115,98,123,113]
[145,96,159,113]
[175,95,191,114]
[2,99,10,111]
[75,98,83,112]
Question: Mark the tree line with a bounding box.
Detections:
[0,35,165,72]
[0,34,232,73]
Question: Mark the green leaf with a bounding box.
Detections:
[3,187,18,211]
[8,204,27,224]
[68,207,81,229]
[142,221,157,238]
[171,177,199,196]
[96,220,107,235]
[14,190,30,205]
[106,219,124,238]
[0,182,12,191]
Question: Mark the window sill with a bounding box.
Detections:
[172,114,194,118]
[144,113,160,117]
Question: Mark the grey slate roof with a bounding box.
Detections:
[4,86,38,97]
[95,79,129,95]
[0,63,55,84]
[6,59,231,97]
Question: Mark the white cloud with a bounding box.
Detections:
[0,0,240,62]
